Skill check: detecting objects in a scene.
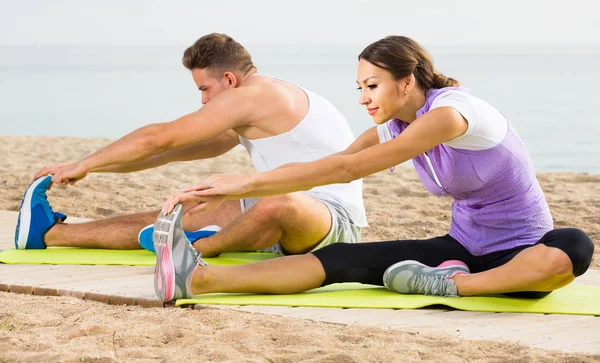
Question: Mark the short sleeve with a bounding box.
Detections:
[376,121,394,143]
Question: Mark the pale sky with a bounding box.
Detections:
[0,0,597,46]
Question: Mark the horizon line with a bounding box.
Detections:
[1,42,600,47]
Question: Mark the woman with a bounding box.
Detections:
[153,36,594,303]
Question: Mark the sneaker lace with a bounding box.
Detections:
[180,233,207,267]
[193,250,207,267]
[39,189,67,223]
[414,275,450,296]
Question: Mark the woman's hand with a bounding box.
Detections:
[161,173,256,215]
[183,173,255,197]
[161,192,228,216]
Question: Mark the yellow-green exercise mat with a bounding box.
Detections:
[177,282,600,316]
[0,247,278,266]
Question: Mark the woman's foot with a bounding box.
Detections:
[153,203,207,302]
[383,260,470,297]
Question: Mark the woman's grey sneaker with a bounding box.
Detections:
[383,260,470,297]
[153,203,207,302]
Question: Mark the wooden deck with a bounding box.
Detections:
[1,210,598,353]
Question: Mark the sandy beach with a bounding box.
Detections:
[1,135,599,362]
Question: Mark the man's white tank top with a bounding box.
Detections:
[238,87,368,227]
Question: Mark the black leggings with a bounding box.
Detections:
[312,228,594,299]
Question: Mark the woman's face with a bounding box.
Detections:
[356,59,407,124]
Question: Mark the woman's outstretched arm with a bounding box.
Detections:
[163,107,467,215]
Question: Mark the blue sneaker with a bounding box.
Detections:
[14,175,67,249]
[138,223,220,253]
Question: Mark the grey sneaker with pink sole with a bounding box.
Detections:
[383,260,470,297]
[153,203,207,302]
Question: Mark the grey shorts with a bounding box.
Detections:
[240,191,361,255]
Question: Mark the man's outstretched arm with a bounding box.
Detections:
[41,87,259,186]
[91,130,239,173]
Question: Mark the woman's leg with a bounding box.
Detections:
[453,228,594,296]
[313,236,472,286]
[189,235,473,295]
[191,254,326,295]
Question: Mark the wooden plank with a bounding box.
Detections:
[44,274,155,298]
[229,306,600,353]
[230,306,450,325]
[575,269,600,287]
[0,264,152,286]
[476,316,599,352]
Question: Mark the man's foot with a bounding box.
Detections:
[383,260,470,297]
[256,243,282,254]
[153,203,207,302]
[139,224,220,253]
[14,175,67,249]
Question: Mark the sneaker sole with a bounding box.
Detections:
[153,204,183,302]
[15,175,50,249]
[382,260,470,291]
[138,224,155,253]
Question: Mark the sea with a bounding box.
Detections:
[0,43,598,173]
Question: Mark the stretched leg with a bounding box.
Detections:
[191,254,325,295]
[153,203,326,301]
[187,236,470,297]
[46,211,159,249]
[195,192,333,257]
[453,229,594,296]
[44,200,241,249]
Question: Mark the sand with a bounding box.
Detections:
[1,135,599,362]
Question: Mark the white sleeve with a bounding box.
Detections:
[431,90,479,138]
[376,121,394,144]
[430,90,507,150]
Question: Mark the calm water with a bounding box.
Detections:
[0,44,598,173]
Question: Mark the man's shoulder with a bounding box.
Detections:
[245,75,309,94]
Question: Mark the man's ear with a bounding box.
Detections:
[223,72,238,88]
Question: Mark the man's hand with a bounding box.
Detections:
[34,163,69,181]
[37,162,89,187]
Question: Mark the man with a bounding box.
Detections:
[15,33,367,257]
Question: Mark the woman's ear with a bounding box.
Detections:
[405,74,416,93]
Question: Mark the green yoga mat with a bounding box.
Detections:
[178,283,600,316]
[0,247,278,266]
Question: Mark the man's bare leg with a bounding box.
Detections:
[44,200,242,249]
[196,192,333,257]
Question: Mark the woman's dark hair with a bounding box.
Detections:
[359,36,459,90]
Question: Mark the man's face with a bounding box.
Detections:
[191,68,229,105]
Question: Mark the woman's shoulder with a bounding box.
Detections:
[431,88,475,105]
